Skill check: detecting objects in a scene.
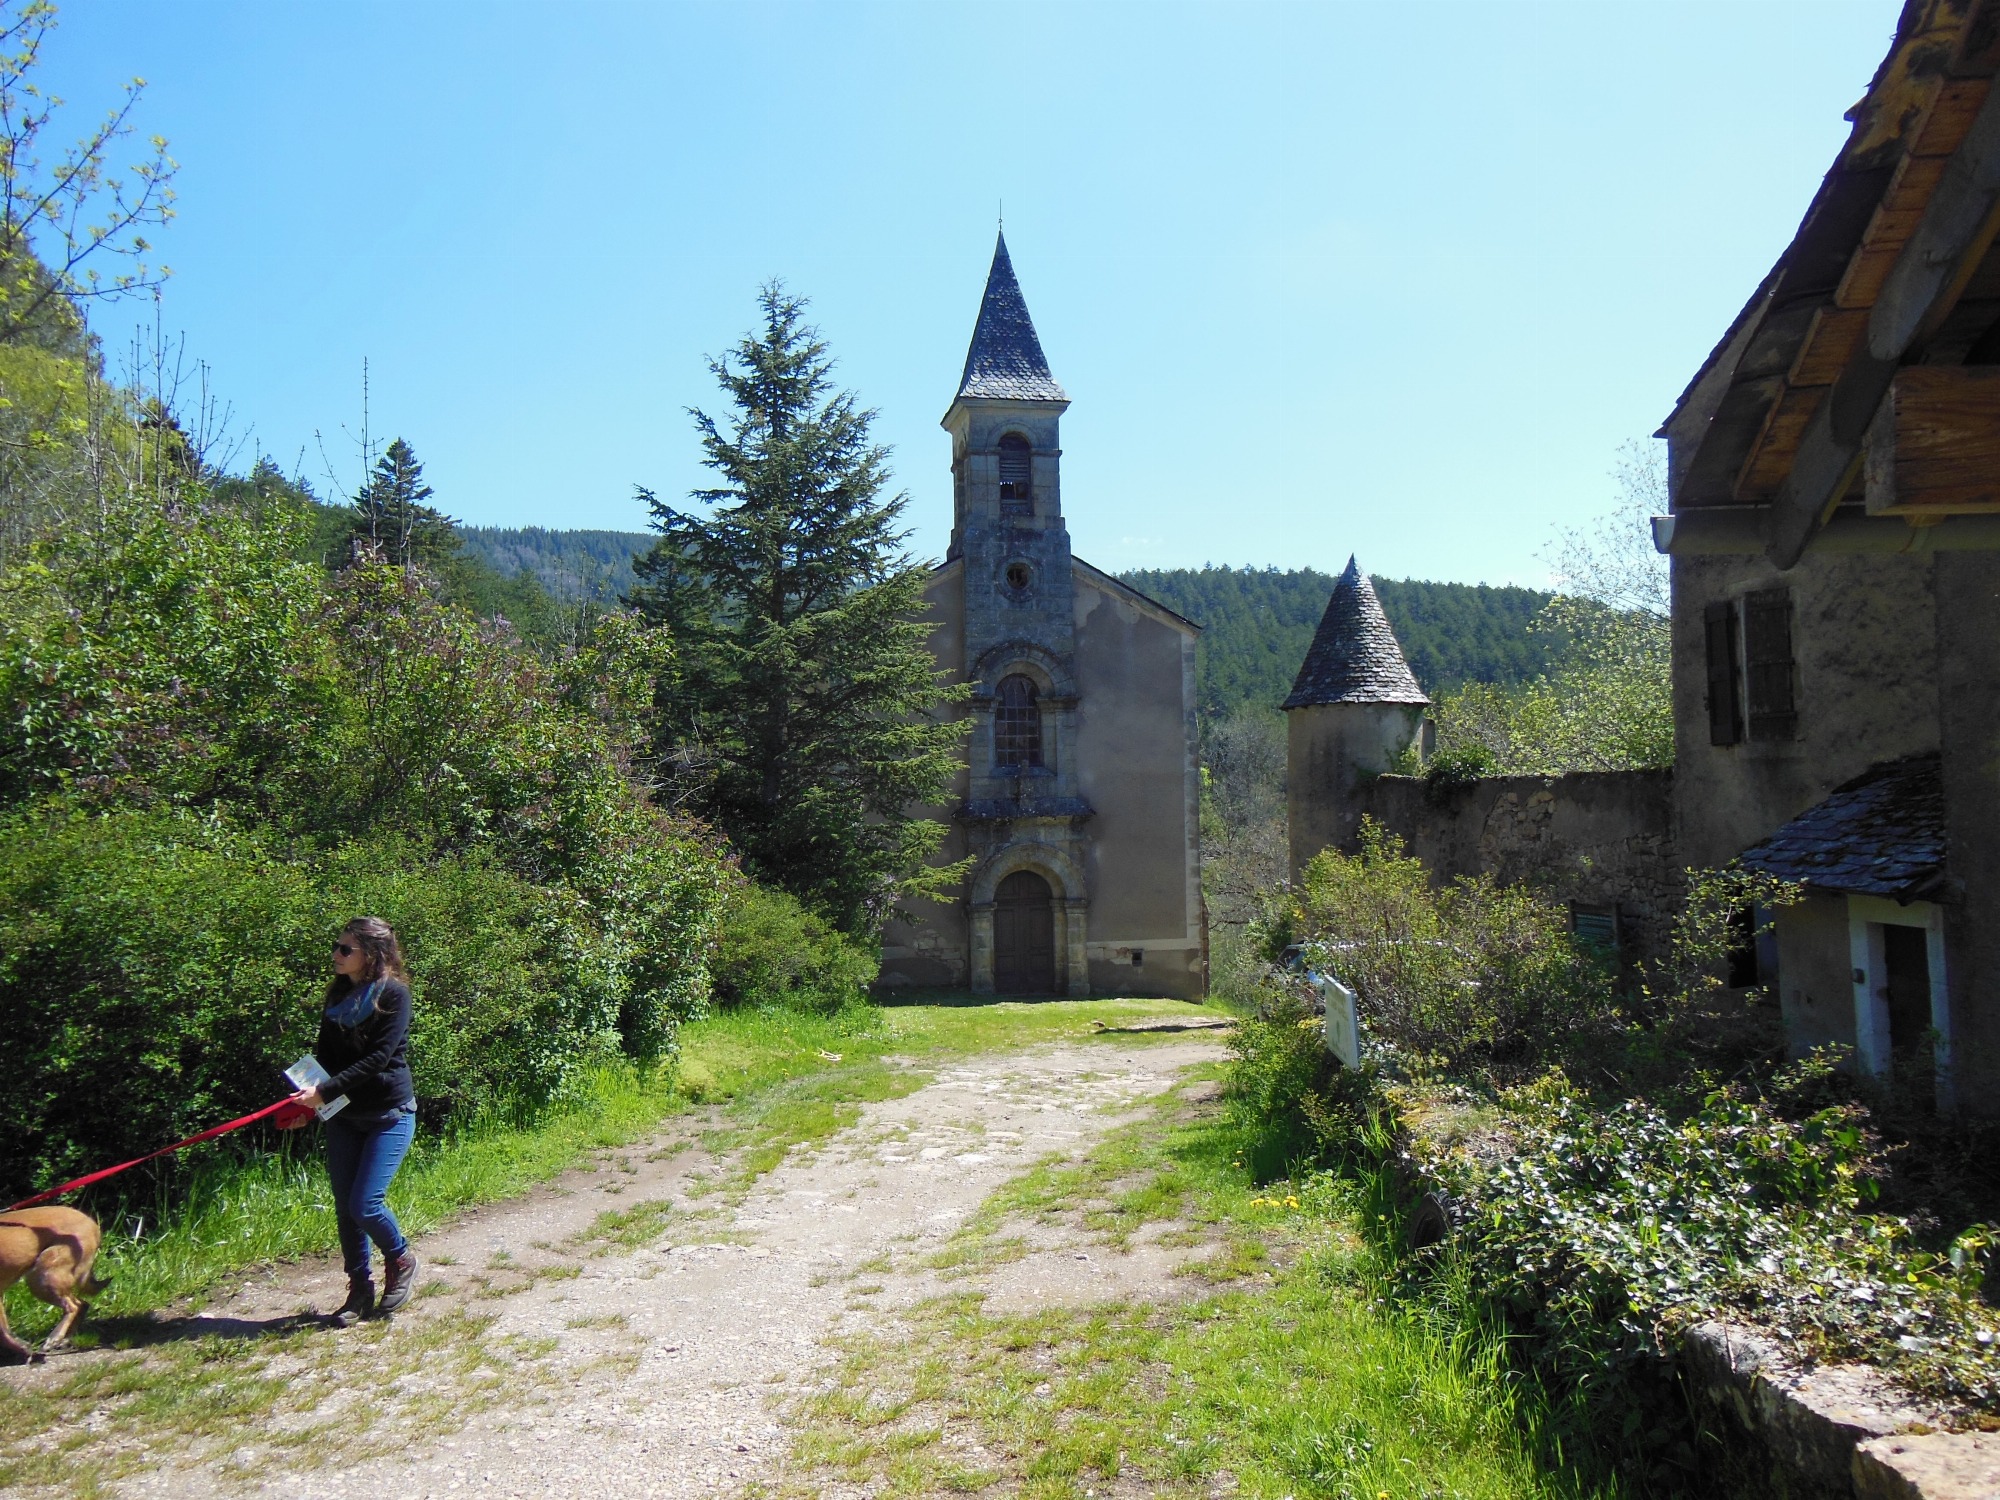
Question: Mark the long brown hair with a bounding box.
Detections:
[323,916,409,1009]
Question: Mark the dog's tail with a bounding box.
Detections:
[82,1272,110,1299]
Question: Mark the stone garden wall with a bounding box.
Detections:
[1353,769,1681,964]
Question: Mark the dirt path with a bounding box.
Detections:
[41,1037,1223,1498]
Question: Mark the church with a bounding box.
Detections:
[876,235,1207,999]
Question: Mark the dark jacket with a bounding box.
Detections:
[315,977,415,1127]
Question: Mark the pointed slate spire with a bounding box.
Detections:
[956,232,1067,403]
[1283,558,1429,709]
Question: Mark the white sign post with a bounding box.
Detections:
[1311,971,1362,1069]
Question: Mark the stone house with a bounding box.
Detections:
[1656,0,2000,1110]
[875,235,1206,999]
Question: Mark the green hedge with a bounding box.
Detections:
[708,878,877,1014]
[0,805,719,1203]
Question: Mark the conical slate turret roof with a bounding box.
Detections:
[955,232,1067,403]
[1283,558,1429,709]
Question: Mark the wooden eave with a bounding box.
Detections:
[1664,0,2000,564]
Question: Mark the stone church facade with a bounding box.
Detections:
[877,235,1206,999]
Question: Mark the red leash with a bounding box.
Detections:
[5,1098,307,1212]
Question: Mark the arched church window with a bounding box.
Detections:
[998,433,1033,515]
[994,673,1043,768]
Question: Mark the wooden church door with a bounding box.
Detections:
[994,870,1056,994]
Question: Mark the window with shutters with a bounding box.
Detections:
[1703,600,1743,746]
[998,433,1033,515]
[1743,588,1797,741]
[994,674,1043,768]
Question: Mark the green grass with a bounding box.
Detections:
[4,995,1207,1344]
[780,1071,1614,1500]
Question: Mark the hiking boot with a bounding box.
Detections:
[329,1278,374,1328]
[376,1249,419,1317]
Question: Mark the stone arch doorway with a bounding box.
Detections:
[969,845,1088,997]
[994,870,1056,994]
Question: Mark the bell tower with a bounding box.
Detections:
[943,233,1092,994]
[944,232,1074,657]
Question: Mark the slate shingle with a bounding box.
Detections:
[956,232,1068,403]
[1283,557,1429,709]
[1739,753,1944,900]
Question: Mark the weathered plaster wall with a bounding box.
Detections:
[1671,550,1939,870]
[1774,892,1859,1059]
[1287,703,1428,874]
[879,560,1206,1000]
[1072,567,1205,999]
[1354,770,1680,961]
[1935,552,2000,1110]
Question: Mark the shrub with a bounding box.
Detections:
[708,878,878,1014]
[0,487,732,1208]
[1433,1067,2000,1419]
[1273,820,1620,1076]
[0,803,721,1203]
[1420,741,1494,790]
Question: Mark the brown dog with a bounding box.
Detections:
[0,1207,107,1361]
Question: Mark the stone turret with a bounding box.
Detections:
[1283,557,1430,871]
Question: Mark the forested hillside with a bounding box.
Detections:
[1121,565,1555,717]
[460,526,652,601]
[440,539,1556,719]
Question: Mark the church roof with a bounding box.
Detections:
[955,232,1067,404]
[1283,558,1428,709]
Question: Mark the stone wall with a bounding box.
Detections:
[1352,769,1680,962]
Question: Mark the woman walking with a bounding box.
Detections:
[287,917,421,1326]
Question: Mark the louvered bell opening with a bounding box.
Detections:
[998,434,1033,516]
[994,673,1043,768]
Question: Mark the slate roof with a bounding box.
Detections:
[1282,557,1428,709]
[955,232,1067,403]
[1739,753,1945,901]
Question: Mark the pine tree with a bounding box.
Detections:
[631,283,965,935]
[350,437,458,568]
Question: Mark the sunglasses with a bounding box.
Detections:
[332,941,358,958]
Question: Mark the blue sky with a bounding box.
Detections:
[51,1,1890,585]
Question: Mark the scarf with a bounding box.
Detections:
[325,978,385,1028]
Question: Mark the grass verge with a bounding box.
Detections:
[777,1070,1614,1500]
[4,996,1208,1343]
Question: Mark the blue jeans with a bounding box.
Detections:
[324,1108,415,1282]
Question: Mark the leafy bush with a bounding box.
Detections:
[0,487,731,1203]
[1435,1068,2000,1414]
[708,878,878,1014]
[1420,741,1494,790]
[0,803,725,1202]
[1273,820,1620,1075]
[1424,598,1671,777]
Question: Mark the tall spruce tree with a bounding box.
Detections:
[351,437,458,568]
[631,283,965,935]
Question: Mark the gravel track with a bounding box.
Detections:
[71,1037,1223,1498]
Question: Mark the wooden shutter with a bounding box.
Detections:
[1744,588,1797,741]
[1704,601,1742,746]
